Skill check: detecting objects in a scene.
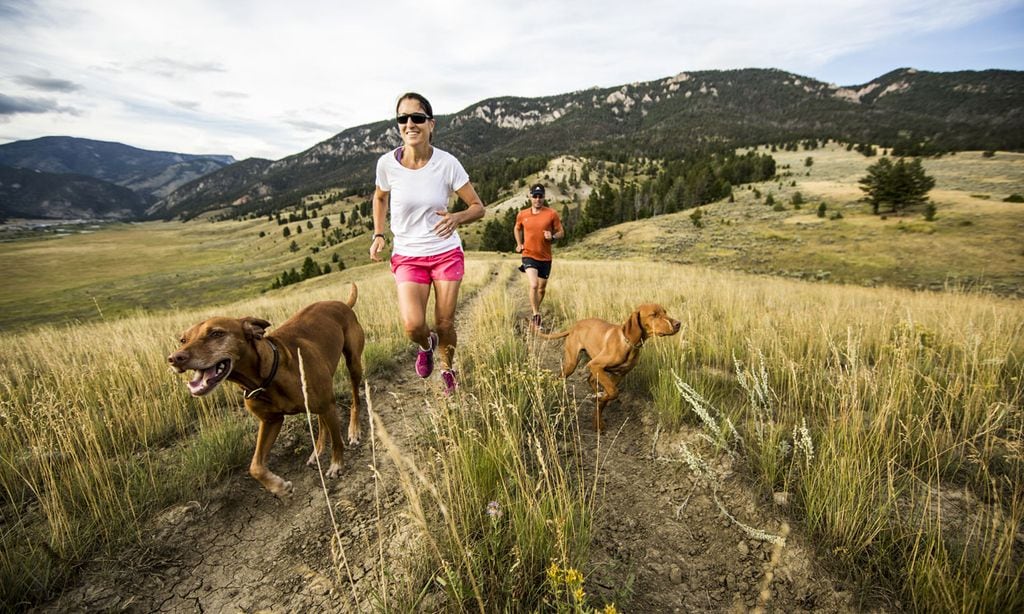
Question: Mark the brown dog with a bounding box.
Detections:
[539,303,680,430]
[168,284,364,497]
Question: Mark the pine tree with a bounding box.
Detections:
[859,157,935,214]
[480,209,517,252]
[300,257,320,280]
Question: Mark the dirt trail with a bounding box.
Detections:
[521,307,855,612]
[34,364,436,613]
[36,272,856,613]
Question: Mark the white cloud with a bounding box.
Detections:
[0,0,1019,159]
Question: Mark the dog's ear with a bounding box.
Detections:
[623,310,644,345]
[241,317,272,341]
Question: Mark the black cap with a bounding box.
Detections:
[529,184,545,197]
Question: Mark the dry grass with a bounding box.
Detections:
[542,259,1023,611]
[0,266,418,606]
[1,235,1021,610]
[0,253,600,611]
[370,263,599,611]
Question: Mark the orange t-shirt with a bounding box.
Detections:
[514,207,563,262]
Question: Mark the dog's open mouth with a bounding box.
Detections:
[188,359,232,396]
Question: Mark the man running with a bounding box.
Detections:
[514,183,564,330]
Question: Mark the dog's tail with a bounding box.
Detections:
[537,329,570,340]
[345,283,358,308]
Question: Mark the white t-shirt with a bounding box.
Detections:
[375,146,470,257]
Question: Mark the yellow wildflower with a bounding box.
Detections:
[565,567,583,586]
[547,561,560,581]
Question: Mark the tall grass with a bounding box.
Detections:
[546,259,1024,611]
[3,254,1021,611]
[374,265,597,611]
[0,269,405,606]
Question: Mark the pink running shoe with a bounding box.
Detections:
[441,369,458,395]
[415,332,438,378]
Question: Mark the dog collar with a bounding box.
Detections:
[244,339,280,400]
[626,312,646,349]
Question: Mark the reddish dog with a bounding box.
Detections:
[168,284,364,497]
[539,303,681,430]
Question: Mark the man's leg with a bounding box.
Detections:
[535,276,548,310]
[526,267,542,315]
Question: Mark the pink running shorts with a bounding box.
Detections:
[390,247,465,284]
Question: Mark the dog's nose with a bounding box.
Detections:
[672,320,681,332]
[168,351,187,366]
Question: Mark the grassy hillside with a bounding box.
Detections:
[0,202,379,331]
[1,255,1020,610]
[0,266,415,606]
[563,146,1024,296]
[542,260,1023,612]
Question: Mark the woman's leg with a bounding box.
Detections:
[396,281,433,349]
[432,279,461,370]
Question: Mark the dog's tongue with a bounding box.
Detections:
[188,367,218,395]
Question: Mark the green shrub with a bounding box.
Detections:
[690,207,704,228]
[924,202,937,221]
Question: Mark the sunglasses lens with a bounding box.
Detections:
[397,113,429,125]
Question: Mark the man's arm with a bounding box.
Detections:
[551,214,565,240]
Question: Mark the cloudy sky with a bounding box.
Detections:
[1,0,1021,161]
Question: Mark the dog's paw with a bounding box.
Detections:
[271,480,293,498]
[348,433,361,446]
[325,463,343,479]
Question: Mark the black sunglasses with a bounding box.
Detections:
[396,113,431,125]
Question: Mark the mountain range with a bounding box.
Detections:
[3,67,1021,222]
[0,136,235,220]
